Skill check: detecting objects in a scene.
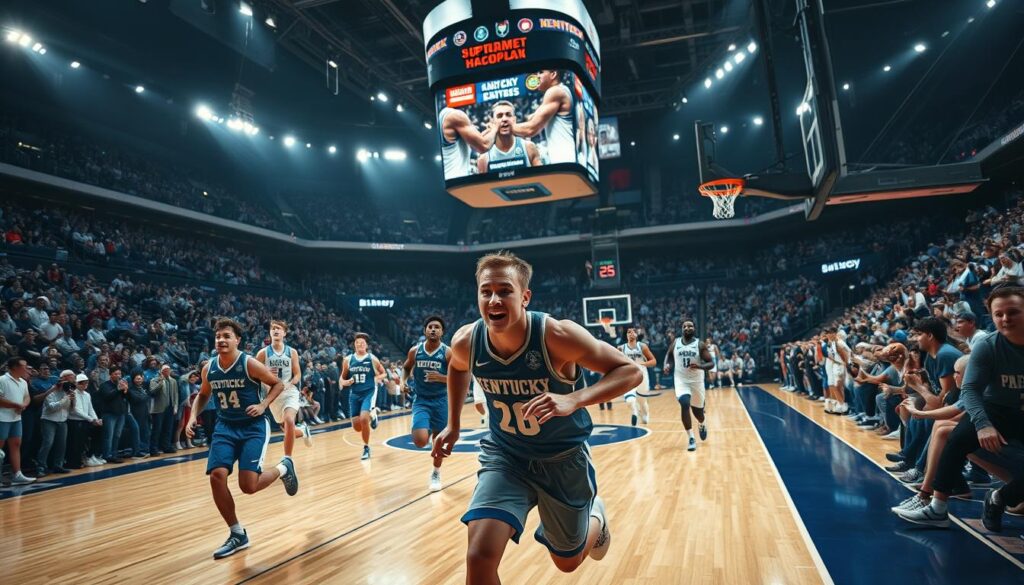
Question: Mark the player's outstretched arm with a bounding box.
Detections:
[185,364,212,439]
[523,318,641,423]
[513,90,562,137]
[449,109,495,153]
[432,323,473,459]
[246,357,283,416]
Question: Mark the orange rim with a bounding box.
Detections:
[698,178,745,197]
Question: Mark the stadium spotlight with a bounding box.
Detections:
[796,102,810,116]
[883,64,892,72]
[373,152,379,159]
[357,148,371,162]
[704,78,712,89]
[724,61,733,72]
[70,60,81,69]
[135,85,145,93]
[986,0,996,8]
[384,149,407,161]
[327,60,338,69]
[914,43,926,53]
[239,2,253,17]
[31,42,42,52]
[681,97,688,104]
[434,154,441,161]
[734,52,745,64]
[747,41,757,53]
[715,68,724,79]
[720,126,729,134]
[283,135,296,147]
[305,142,312,149]
[38,48,46,55]
[194,104,213,121]
[842,82,850,91]
[673,133,680,141]
[328,145,337,154]
[630,140,636,146]
[5,30,21,43]
[396,104,404,112]
[753,116,764,126]
[376,91,389,102]
[423,121,433,130]
[265,14,277,29]
[18,34,31,47]
[728,43,736,51]
[227,118,243,131]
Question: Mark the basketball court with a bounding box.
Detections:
[3,385,1021,584]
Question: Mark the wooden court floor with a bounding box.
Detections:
[1,385,827,585]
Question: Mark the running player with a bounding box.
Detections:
[401,315,451,492]
[663,319,714,451]
[620,327,656,426]
[340,333,387,460]
[255,320,312,462]
[513,70,576,164]
[477,101,541,174]
[439,106,497,179]
[433,251,642,582]
[184,318,298,559]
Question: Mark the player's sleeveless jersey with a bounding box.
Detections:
[471,311,591,458]
[674,338,704,383]
[485,137,532,172]
[439,107,471,179]
[348,353,376,394]
[622,341,646,364]
[413,342,449,400]
[208,352,263,423]
[545,84,576,164]
[261,344,293,395]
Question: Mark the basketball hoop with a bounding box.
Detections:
[599,316,613,327]
[699,178,745,219]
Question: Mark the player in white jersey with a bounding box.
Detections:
[255,320,312,462]
[705,337,722,388]
[439,107,497,179]
[477,101,541,174]
[513,70,576,164]
[663,320,714,452]
[823,327,851,414]
[619,327,656,426]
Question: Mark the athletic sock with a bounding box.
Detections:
[230,523,244,535]
[687,430,694,439]
[275,462,289,477]
[931,499,948,514]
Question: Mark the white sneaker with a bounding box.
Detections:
[642,414,650,425]
[173,442,181,451]
[301,423,313,447]
[589,496,611,561]
[882,429,901,440]
[11,472,36,485]
[97,457,107,464]
[817,396,826,402]
[429,469,442,492]
[891,495,927,513]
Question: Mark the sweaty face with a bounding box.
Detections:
[478,267,530,333]
[215,328,240,354]
[425,322,443,340]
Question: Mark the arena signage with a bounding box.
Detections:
[359,298,396,308]
[821,258,861,274]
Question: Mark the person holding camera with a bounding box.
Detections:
[66,373,102,469]
[36,369,76,475]
[94,365,130,464]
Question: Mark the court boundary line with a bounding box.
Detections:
[234,472,477,584]
[752,385,1024,572]
[737,387,836,585]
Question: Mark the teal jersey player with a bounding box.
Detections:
[402,315,452,492]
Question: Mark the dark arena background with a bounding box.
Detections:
[1,1,1024,584]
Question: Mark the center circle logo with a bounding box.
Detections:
[474,26,489,43]
[385,424,649,454]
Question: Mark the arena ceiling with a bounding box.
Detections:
[265,0,755,116]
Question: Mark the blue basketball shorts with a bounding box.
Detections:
[412,396,448,432]
[206,417,270,475]
[350,389,376,417]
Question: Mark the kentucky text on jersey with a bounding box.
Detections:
[475,377,550,396]
[210,378,248,390]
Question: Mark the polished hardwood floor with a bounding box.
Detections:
[2,385,828,585]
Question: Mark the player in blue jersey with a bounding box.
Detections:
[340,333,387,461]
[255,320,312,463]
[185,318,299,560]
[433,251,642,583]
[401,315,451,492]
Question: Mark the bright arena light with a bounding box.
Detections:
[327,60,337,69]
[715,68,724,79]
[195,104,214,121]
[283,136,296,147]
[734,52,745,64]
[239,2,253,17]
[673,133,680,141]
[987,0,996,8]
[423,121,433,130]
[704,78,712,89]
[883,64,892,72]
[747,41,757,53]
[396,104,404,112]
[328,145,337,154]
[227,118,244,131]
[914,43,926,53]
[720,126,729,134]
[724,61,733,72]
[31,42,42,52]
[796,102,810,116]
[5,30,21,43]
[681,97,688,104]
[383,149,407,161]
[356,148,371,162]
[135,85,145,93]
[305,143,312,149]
[70,60,81,69]
[728,43,736,51]
[753,116,764,126]
[18,34,31,47]
[38,48,46,55]
[434,154,442,161]
[376,92,389,102]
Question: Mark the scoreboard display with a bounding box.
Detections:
[591,238,620,288]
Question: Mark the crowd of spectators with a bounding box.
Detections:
[777,188,1024,531]
[283,191,452,244]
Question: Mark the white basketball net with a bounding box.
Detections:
[708,193,738,219]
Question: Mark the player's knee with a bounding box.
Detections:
[677,394,692,408]
[412,432,429,448]
[353,418,363,432]
[466,543,502,573]
[238,477,258,494]
[549,553,584,573]
[209,468,228,483]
